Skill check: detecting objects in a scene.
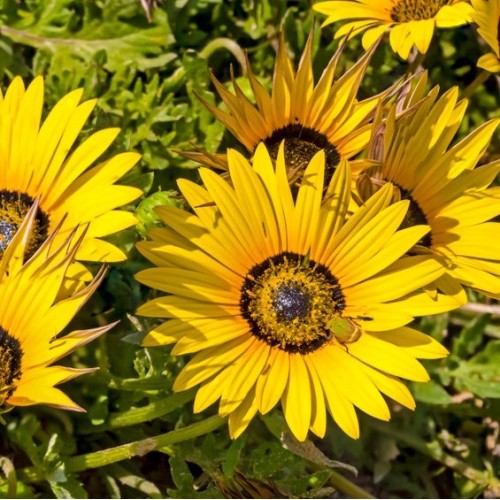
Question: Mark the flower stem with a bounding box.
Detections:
[461,69,491,99]
[80,389,196,434]
[0,457,17,498]
[328,470,375,499]
[19,414,227,483]
[369,421,498,488]
[459,302,500,317]
[200,38,246,73]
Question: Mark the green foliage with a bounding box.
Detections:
[0,0,499,498]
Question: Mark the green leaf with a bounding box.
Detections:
[451,341,500,398]
[452,314,490,358]
[222,436,246,477]
[412,381,453,405]
[87,394,109,426]
[1,0,174,72]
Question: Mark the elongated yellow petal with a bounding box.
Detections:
[228,386,259,439]
[220,341,270,415]
[173,335,254,391]
[282,355,312,441]
[304,355,327,438]
[313,348,360,439]
[257,350,290,415]
[348,333,430,382]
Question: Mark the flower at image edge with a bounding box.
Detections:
[136,143,458,442]
[356,85,500,298]
[0,76,142,288]
[314,0,473,60]
[0,204,115,412]
[471,0,500,72]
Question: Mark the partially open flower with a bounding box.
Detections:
[0,203,114,413]
[183,32,382,187]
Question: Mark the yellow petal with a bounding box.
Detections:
[348,333,430,381]
[228,386,259,439]
[282,355,312,442]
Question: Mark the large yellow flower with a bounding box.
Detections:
[0,204,114,412]
[0,76,142,285]
[136,143,462,442]
[314,0,473,60]
[185,32,381,185]
[471,0,500,72]
[356,85,500,297]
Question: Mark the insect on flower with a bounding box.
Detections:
[327,316,373,346]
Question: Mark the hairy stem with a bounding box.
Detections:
[461,69,491,99]
[19,415,226,483]
[80,389,196,434]
[200,38,246,73]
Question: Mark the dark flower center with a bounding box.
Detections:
[264,125,340,187]
[0,327,23,405]
[390,0,450,22]
[0,191,49,259]
[356,174,432,248]
[240,252,346,354]
[273,282,312,322]
[397,187,432,247]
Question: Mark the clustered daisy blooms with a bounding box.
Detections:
[314,0,473,60]
[0,204,114,412]
[135,29,500,442]
[0,76,142,291]
[136,144,461,441]
[2,5,497,452]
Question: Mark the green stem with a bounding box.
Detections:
[0,457,17,499]
[80,389,196,434]
[328,470,375,499]
[108,376,170,391]
[200,38,246,72]
[461,69,491,99]
[19,415,227,483]
[369,421,497,488]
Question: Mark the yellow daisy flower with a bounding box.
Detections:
[136,143,461,442]
[0,76,142,286]
[185,32,381,185]
[471,0,500,72]
[1,203,114,412]
[314,0,473,60]
[356,85,500,297]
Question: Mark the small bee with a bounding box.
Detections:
[327,315,372,347]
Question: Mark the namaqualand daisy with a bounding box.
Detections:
[0,203,114,413]
[355,80,500,298]
[136,143,463,442]
[471,0,500,72]
[314,0,473,60]
[0,76,142,288]
[185,32,382,185]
